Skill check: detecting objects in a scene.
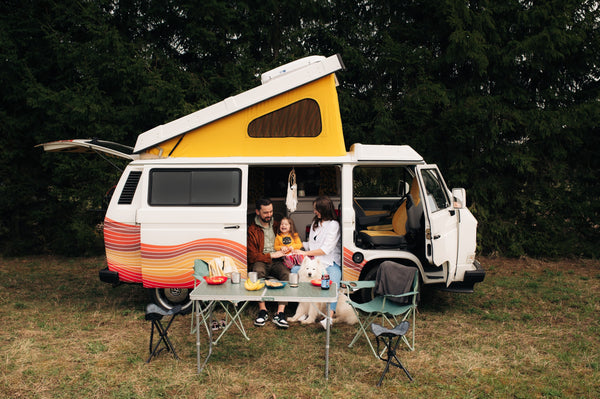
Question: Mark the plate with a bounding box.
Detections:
[310,279,322,287]
[204,276,228,285]
[265,280,287,289]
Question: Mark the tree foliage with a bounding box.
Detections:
[1,0,598,257]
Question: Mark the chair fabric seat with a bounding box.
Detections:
[350,296,413,316]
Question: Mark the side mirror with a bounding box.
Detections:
[452,188,466,208]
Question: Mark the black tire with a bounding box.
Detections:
[351,265,379,303]
[150,287,193,314]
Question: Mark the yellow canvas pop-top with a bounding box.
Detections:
[134,54,347,158]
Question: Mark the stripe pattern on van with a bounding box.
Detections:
[140,239,247,288]
[104,218,142,283]
[343,247,366,281]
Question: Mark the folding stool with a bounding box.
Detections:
[370,321,413,386]
[145,304,183,363]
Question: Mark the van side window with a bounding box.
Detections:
[247,98,322,138]
[149,169,241,206]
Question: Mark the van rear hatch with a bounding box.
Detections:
[37,139,138,161]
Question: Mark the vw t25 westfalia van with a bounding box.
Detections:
[39,54,485,310]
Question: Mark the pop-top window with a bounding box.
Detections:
[149,169,241,206]
[248,99,322,138]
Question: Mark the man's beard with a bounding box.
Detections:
[260,215,271,224]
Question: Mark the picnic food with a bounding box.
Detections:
[244,279,265,291]
[265,280,283,288]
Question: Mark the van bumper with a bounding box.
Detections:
[440,259,486,293]
[99,267,121,286]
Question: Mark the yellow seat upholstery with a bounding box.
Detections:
[358,180,421,248]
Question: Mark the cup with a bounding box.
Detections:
[248,271,258,283]
[231,272,241,284]
[289,273,299,288]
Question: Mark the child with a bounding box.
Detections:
[274,217,303,271]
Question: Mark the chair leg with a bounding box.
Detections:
[348,312,379,358]
[376,334,413,386]
[147,315,180,363]
[399,309,415,351]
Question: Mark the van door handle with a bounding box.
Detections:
[224,225,240,229]
[433,234,441,240]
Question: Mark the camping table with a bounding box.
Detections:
[190,280,338,379]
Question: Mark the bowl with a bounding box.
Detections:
[204,275,228,285]
[310,279,322,287]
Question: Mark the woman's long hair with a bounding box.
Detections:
[312,196,338,230]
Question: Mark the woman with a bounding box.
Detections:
[293,196,341,329]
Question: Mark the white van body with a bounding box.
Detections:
[39,55,484,309]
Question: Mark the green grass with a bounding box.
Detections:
[0,256,598,398]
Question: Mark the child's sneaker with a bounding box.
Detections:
[254,309,268,327]
[273,312,289,329]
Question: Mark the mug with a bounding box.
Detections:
[248,271,258,283]
[231,272,241,284]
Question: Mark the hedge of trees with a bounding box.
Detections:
[1,0,598,257]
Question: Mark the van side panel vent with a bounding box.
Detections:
[118,171,142,205]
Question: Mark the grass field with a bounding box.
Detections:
[0,256,598,398]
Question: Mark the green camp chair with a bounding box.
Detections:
[343,269,419,358]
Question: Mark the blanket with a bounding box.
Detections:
[374,261,417,304]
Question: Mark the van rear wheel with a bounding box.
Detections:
[150,288,193,314]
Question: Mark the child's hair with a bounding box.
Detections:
[279,217,298,236]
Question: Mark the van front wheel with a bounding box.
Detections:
[150,288,193,314]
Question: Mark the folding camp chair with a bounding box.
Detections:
[145,303,183,362]
[343,267,418,358]
[190,258,250,344]
[371,321,413,386]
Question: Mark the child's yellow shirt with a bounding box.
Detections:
[274,233,303,250]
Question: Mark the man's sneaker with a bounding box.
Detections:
[254,310,268,327]
[273,312,289,329]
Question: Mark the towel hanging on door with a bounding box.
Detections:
[286,168,298,213]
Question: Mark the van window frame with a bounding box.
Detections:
[148,168,242,207]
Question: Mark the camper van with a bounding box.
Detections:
[39,54,485,310]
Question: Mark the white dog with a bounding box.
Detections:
[290,257,358,326]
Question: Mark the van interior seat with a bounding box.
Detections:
[353,199,392,231]
[357,180,422,249]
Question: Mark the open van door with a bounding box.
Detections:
[415,165,459,286]
[36,139,138,161]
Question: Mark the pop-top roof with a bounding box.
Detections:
[134,54,346,156]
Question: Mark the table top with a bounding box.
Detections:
[190,280,338,303]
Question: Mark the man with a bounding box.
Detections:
[247,198,290,328]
